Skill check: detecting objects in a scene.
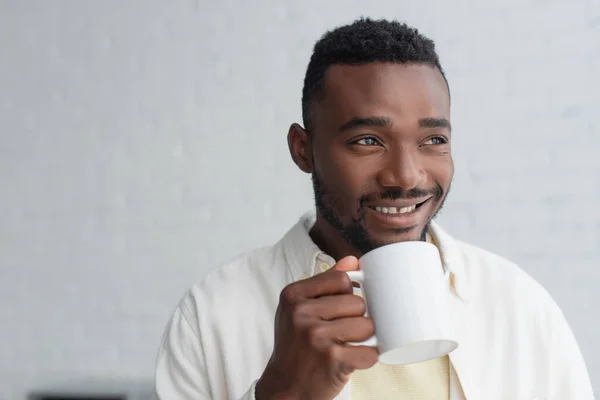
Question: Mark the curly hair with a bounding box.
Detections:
[302,18,448,131]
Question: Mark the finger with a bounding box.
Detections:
[332,255,362,288]
[326,342,379,374]
[321,316,375,343]
[305,294,366,320]
[331,256,359,272]
[332,256,361,288]
[338,344,379,371]
[290,270,354,299]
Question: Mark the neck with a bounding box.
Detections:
[309,213,362,262]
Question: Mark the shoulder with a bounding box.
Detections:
[195,245,284,291]
[453,238,556,312]
[177,243,292,335]
[431,221,555,312]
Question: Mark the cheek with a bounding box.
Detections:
[426,156,454,187]
[316,156,373,205]
[442,158,455,187]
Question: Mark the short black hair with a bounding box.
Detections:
[301,18,448,131]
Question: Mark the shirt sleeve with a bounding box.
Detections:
[154,305,211,399]
[153,304,259,400]
[547,300,595,399]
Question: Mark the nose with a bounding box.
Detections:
[376,149,424,190]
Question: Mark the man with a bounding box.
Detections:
[154,18,594,399]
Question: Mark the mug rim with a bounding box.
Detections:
[358,240,439,263]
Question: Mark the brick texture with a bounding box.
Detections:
[0,0,598,398]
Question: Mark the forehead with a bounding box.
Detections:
[314,62,450,128]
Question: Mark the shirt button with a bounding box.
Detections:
[319,263,330,272]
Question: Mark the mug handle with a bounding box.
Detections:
[345,271,378,348]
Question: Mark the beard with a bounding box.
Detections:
[311,169,449,255]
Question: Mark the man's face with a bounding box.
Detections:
[293,62,453,254]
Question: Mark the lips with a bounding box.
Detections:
[364,197,430,227]
[366,197,430,213]
[371,204,416,214]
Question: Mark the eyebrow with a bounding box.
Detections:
[338,116,452,132]
[338,116,392,132]
[419,117,452,131]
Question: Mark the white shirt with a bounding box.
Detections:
[154,212,594,400]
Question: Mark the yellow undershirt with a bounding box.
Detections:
[350,354,450,400]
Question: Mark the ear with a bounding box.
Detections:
[287,123,314,174]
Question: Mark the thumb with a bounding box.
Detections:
[332,255,359,272]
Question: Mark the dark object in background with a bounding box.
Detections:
[27,377,152,400]
[28,393,126,400]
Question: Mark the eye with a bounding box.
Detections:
[423,136,448,145]
[353,136,381,146]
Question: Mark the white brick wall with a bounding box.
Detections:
[1,0,598,398]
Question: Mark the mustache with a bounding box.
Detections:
[359,186,443,205]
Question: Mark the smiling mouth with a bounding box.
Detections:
[367,199,429,215]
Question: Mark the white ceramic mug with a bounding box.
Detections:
[346,241,458,365]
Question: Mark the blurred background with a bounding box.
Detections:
[1,0,599,398]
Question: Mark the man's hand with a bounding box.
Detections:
[255,256,378,400]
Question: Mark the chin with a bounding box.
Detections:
[378,230,427,245]
[364,227,428,250]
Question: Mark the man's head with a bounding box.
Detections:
[288,18,453,255]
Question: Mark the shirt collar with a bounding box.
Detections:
[428,222,471,300]
[281,211,470,300]
[281,211,325,281]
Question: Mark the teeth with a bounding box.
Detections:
[374,205,416,214]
